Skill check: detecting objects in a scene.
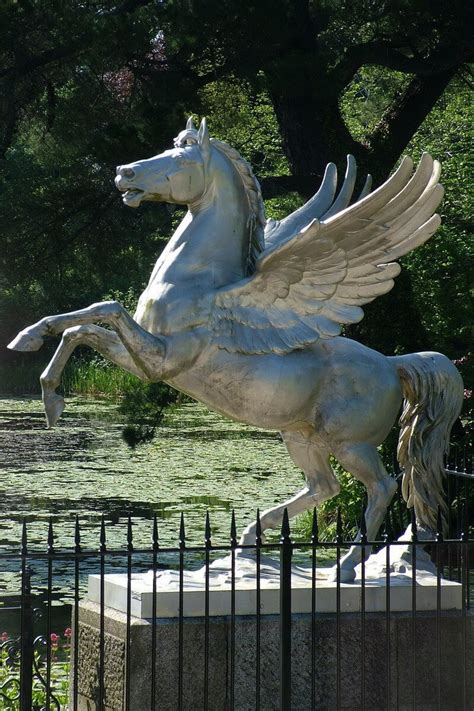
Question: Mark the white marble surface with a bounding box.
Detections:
[87,546,461,619]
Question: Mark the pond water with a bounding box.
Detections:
[0,396,306,603]
[0,396,305,548]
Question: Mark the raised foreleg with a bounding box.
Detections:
[239,431,340,545]
[7,300,165,380]
[39,324,151,427]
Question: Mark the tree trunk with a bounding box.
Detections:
[366,68,459,183]
[269,89,369,195]
[268,65,460,192]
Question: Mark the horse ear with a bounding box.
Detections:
[198,117,210,153]
[186,116,196,130]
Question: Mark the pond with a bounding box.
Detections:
[0,396,306,604]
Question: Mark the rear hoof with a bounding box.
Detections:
[44,393,65,428]
[7,329,45,352]
[328,565,356,583]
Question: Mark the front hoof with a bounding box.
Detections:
[44,393,65,428]
[328,565,356,583]
[7,329,45,352]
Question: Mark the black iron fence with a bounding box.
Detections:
[0,453,472,711]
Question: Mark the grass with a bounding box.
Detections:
[0,359,141,399]
[62,360,141,398]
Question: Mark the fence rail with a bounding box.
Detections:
[0,454,472,710]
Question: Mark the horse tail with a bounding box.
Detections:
[393,352,464,531]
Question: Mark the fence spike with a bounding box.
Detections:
[127,512,133,550]
[360,505,367,542]
[21,518,28,556]
[410,508,418,542]
[436,505,443,542]
[179,512,186,548]
[311,507,319,544]
[48,517,54,554]
[256,509,262,545]
[152,514,159,550]
[100,514,107,552]
[230,510,237,546]
[336,507,343,544]
[74,515,81,551]
[280,508,291,542]
[205,511,212,547]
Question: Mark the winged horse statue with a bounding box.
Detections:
[8,117,463,581]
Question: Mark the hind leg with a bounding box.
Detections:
[331,442,397,582]
[239,431,340,544]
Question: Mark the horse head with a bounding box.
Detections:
[116,117,265,275]
[115,117,210,208]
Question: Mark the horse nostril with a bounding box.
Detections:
[123,168,135,178]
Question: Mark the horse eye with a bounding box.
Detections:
[185,138,196,146]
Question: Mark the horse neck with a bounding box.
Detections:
[153,158,251,288]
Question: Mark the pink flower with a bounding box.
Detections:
[64,628,72,638]
[0,632,8,642]
[50,633,60,644]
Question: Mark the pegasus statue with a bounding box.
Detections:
[8,118,463,581]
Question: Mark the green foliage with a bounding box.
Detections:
[118,381,180,448]
[341,75,473,374]
[199,79,289,177]
[312,461,366,541]
[341,66,413,142]
[0,629,71,709]
[265,193,305,221]
[403,80,473,358]
[1,0,471,364]
[62,360,140,399]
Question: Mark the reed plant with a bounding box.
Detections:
[62,359,140,398]
[0,357,140,399]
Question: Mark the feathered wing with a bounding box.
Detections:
[211,153,443,354]
[264,154,373,250]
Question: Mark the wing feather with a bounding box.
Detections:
[211,154,443,354]
[320,154,357,220]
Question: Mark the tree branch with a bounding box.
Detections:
[0,77,17,159]
[0,44,81,81]
[331,40,473,93]
[366,67,459,180]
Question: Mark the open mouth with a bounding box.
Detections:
[122,188,145,208]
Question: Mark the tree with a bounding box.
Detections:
[0,0,472,361]
[1,1,472,183]
[180,0,473,183]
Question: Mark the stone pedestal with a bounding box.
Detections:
[75,602,473,710]
[74,550,471,710]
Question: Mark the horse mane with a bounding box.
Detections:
[211,139,266,275]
